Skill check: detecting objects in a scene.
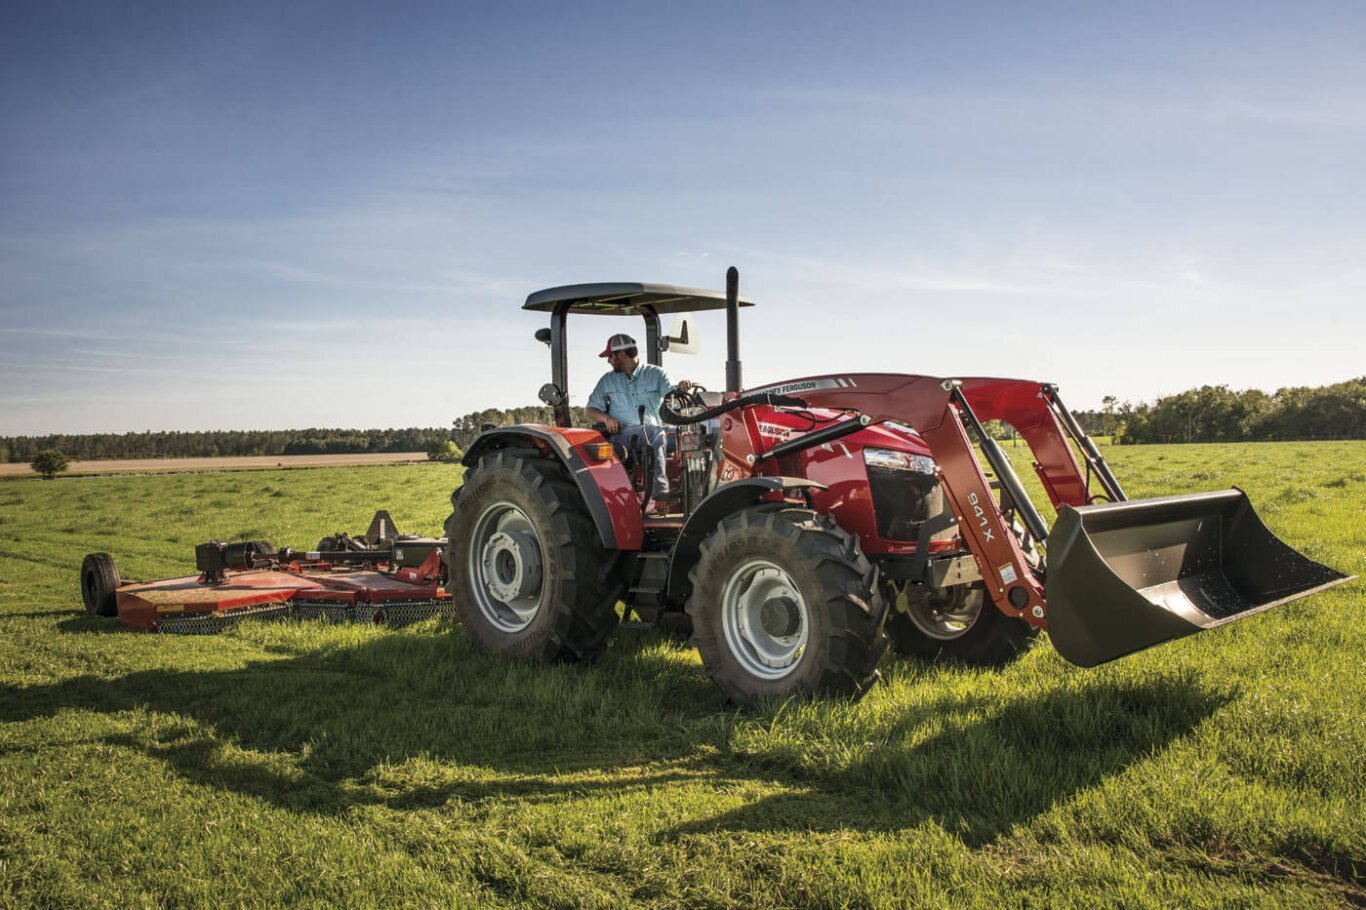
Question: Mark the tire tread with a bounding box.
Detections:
[444,451,621,663]
[686,508,886,704]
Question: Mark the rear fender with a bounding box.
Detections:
[463,426,642,550]
[665,477,827,600]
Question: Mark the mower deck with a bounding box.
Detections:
[116,563,451,632]
[79,511,456,633]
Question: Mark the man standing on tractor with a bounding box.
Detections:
[584,333,692,515]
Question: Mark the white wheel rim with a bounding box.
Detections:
[720,558,809,680]
[468,501,544,632]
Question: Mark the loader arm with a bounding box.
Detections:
[750,373,1063,626]
[954,378,1091,509]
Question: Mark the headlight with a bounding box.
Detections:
[863,447,936,474]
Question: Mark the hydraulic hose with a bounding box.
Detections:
[660,391,809,426]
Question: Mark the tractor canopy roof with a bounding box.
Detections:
[523,282,755,315]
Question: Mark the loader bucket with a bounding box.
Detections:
[1044,489,1352,667]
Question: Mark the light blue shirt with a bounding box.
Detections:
[587,362,675,427]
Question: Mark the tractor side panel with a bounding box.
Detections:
[463,425,643,550]
[798,442,883,547]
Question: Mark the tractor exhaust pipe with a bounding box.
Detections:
[725,266,742,393]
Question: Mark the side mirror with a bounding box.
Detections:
[538,383,565,406]
[534,327,552,346]
[660,316,699,355]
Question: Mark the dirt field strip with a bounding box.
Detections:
[0,452,431,477]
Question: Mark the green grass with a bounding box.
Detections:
[1,449,1363,908]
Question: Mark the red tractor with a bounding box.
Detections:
[443,268,1351,704]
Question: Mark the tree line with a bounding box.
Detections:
[1,407,589,464]
[1,427,451,463]
[1070,377,1366,443]
[4,380,1361,464]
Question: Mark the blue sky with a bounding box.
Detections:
[3,1,1363,435]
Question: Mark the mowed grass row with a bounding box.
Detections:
[0,444,1363,908]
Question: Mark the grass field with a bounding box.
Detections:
[1,443,1363,908]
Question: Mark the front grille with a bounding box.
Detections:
[867,465,943,541]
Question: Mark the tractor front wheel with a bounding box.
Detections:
[444,451,621,662]
[886,582,1037,666]
[687,508,887,705]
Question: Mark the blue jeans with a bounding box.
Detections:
[614,424,668,499]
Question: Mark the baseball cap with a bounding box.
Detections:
[599,333,637,357]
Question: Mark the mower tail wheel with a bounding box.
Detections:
[80,552,121,617]
[686,508,888,705]
[886,582,1037,666]
[444,450,622,663]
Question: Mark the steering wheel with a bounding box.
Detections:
[665,385,705,409]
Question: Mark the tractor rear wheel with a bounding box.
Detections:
[886,582,1037,666]
[80,553,120,617]
[686,508,887,705]
[444,451,622,663]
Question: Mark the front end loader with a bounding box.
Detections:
[742,372,1352,669]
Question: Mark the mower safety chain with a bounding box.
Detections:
[154,597,456,634]
[155,602,291,634]
[292,597,457,628]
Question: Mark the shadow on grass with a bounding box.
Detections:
[0,627,1230,845]
[54,614,129,634]
[671,673,1234,846]
[0,627,723,791]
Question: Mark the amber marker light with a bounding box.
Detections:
[585,443,614,461]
